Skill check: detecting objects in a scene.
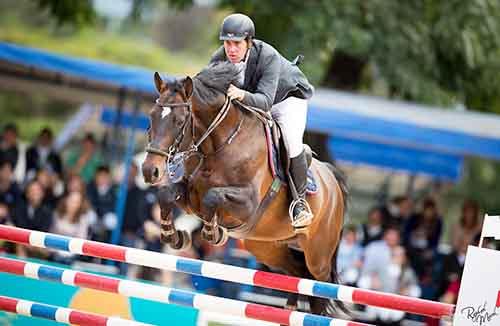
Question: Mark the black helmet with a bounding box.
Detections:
[219,13,255,41]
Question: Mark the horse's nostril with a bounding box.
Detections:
[153,167,159,179]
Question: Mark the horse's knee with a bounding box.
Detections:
[202,188,224,210]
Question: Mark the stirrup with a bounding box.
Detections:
[289,198,313,228]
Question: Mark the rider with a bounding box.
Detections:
[210,13,315,229]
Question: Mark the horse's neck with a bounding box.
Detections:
[193,101,244,154]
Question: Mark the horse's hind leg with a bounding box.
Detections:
[157,182,191,250]
[244,240,308,313]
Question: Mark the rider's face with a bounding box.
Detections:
[224,40,249,64]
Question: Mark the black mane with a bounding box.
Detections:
[193,62,241,106]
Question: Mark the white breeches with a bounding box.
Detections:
[270,97,308,158]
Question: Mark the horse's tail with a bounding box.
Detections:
[325,161,349,213]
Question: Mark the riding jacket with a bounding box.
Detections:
[209,39,314,111]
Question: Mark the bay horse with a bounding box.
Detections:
[142,62,348,315]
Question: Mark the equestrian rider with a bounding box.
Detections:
[209,13,315,229]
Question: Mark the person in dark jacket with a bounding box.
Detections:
[210,13,315,229]
[0,159,21,211]
[87,165,117,242]
[26,127,63,180]
[11,180,52,232]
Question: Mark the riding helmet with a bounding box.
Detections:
[219,13,255,41]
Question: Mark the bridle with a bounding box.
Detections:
[145,93,244,182]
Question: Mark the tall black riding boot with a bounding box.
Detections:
[289,149,313,228]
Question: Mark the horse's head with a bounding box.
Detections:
[142,72,193,185]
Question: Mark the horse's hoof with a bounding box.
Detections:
[201,226,228,246]
[171,230,192,251]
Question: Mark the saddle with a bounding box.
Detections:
[265,121,318,195]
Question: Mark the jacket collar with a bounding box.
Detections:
[243,41,259,89]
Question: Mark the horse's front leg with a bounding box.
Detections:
[157,182,191,250]
[200,185,256,246]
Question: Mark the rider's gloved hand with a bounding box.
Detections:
[227,84,246,101]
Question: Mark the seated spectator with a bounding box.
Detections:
[359,227,401,293]
[380,195,414,230]
[0,123,27,184]
[358,207,385,247]
[26,127,63,181]
[337,224,363,285]
[360,245,420,325]
[403,197,443,278]
[65,133,102,183]
[435,236,469,301]
[87,165,117,242]
[450,199,482,246]
[11,180,52,232]
[0,202,12,225]
[137,202,164,281]
[11,180,53,259]
[35,168,63,209]
[65,174,87,195]
[50,191,95,264]
[0,158,22,210]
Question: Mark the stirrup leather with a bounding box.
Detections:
[289,198,313,228]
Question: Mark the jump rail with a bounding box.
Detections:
[0,225,455,318]
[0,294,151,326]
[0,256,371,326]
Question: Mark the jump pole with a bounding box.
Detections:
[0,294,151,326]
[0,225,455,318]
[0,256,372,326]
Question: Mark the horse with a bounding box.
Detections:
[141,62,348,316]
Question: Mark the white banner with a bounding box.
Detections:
[454,246,500,326]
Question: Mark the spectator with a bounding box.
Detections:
[50,191,95,263]
[435,236,469,301]
[137,202,164,281]
[65,174,86,195]
[358,207,385,247]
[380,195,414,229]
[359,227,401,293]
[87,165,117,242]
[450,199,482,246]
[337,224,363,285]
[11,180,52,232]
[0,159,22,211]
[403,197,443,278]
[26,128,63,180]
[0,123,27,183]
[361,245,420,325]
[35,168,62,209]
[0,202,12,225]
[65,133,102,183]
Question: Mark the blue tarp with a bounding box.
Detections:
[2,41,500,181]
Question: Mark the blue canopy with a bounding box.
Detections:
[2,41,500,181]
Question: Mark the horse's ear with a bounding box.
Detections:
[154,72,164,94]
[183,76,193,98]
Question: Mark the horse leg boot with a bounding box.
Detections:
[288,149,313,229]
[157,183,191,250]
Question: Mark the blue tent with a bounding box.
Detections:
[2,41,500,181]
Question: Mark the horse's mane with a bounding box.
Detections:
[193,62,241,106]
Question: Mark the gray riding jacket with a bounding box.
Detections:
[209,39,314,111]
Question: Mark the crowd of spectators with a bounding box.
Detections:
[337,195,487,325]
[0,123,163,274]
